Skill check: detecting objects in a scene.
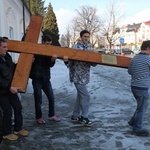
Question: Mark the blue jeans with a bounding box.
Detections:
[129,88,149,132]
[32,79,55,119]
[0,93,22,136]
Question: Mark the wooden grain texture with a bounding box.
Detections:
[9,16,131,93]
[8,40,131,68]
[11,15,43,92]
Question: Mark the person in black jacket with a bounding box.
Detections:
[0,37,29,141]
[30,34,60,124]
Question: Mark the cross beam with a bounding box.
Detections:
[8,40,131,67]
[10,15,43,92]
[7,16,131,93]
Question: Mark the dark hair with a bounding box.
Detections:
[42,34,52,43]
[0,37,6,46]
[3,36,9,40]
[80,30,90,37]
[141,40,150,50]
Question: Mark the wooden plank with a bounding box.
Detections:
[8,40,131,68]
[11,15,43,92]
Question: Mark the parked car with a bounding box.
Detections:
[97,48,110,54]
[97,49,106,53]
[113,49,121,55]
[132,47,140,54]
[113,48,134,55]
[105,49,110,54]
[122,48,134,55]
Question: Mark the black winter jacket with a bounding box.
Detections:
[30,55,55,80]
[0,53,15,94]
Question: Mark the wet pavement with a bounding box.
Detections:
[1,60,150,150]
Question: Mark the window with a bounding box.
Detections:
[9,26,14,39]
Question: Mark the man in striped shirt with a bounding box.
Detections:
[128,40,150,136]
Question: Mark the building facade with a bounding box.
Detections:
[0,0,31,62]
[114,21,150,51]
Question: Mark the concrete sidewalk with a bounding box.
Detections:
[1,62,150,150]
[1,91,150,150]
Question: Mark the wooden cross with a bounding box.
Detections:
[7,15,131,93]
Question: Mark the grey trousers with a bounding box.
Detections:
[73,83,90,118]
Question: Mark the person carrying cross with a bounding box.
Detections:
[65,30,97,127]
[30,34,60,124]
[128,40,150,136]
[0,37,29,141]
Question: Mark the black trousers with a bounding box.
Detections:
[0,109,2,140]
[0,93,22,136]
[32,79,55,119]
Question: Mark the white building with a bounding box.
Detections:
[0,0,31,62]
[112,21,150,52]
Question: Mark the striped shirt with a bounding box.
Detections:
[128,52,150,89]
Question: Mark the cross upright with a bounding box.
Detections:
[7,15,131,93]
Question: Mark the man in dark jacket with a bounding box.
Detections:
[30,34,60,124]
[0,37,29,141]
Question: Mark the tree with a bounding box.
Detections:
[100,0,125,51]
[61,25,75,47]
[60,34,67,47]
[71,5,102,47]
[24,0,46,16]
[42,3,60,46]
[65,26,72,47]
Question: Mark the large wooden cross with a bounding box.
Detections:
[7,15,131,93]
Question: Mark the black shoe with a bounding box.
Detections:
[128,121,133,126]
[71,116,82,123]
[80,116,93,127]
[133,130,149,136]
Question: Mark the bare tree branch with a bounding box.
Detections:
[100,0,126,50]
[71,5,102,47]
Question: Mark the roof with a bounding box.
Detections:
[144,20,150,26]
[126,23,142,32]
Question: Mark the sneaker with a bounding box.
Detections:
[80,116,93,127]
[3,133,18,141]
[71,116,82,123]
[37,118,45,125]
[133,130,149,136]
[14,129,29,136]
[48,115,60,122]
